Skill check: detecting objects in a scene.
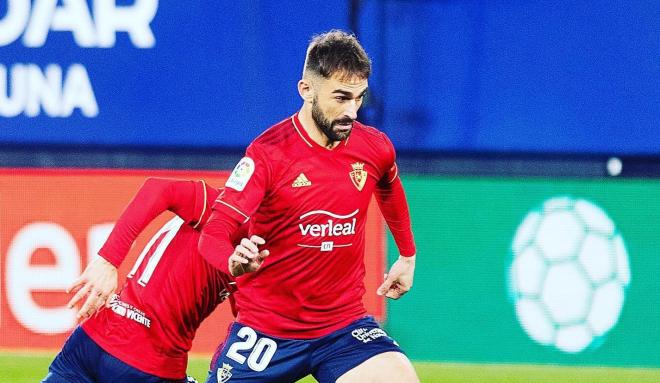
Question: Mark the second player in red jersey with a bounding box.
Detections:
[45,178,258,382]
[83,179,235,379]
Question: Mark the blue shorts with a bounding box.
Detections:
[42,326,188,383]
[207,316,404,383]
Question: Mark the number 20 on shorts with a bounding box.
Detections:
[226,326,278,372]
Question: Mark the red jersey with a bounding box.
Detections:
[201,113,415,339]
[82,179,237,380]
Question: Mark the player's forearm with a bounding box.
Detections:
[99,178,196,267]
[375,177,416,257]
[199,210,242,275]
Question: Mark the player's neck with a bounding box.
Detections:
[298,107,341,150]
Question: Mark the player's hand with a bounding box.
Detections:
[66,256,118,319]
[377,255,415,299]
[229,235,269,277]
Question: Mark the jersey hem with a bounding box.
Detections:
[237,312,366,340]
[81,324,187,380]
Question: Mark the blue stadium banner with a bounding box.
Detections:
[0,1,348,147]
[1,1,658,154]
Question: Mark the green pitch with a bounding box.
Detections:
[2,352,659,383]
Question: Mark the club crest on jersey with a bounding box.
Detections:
[217,363,233,383]
[349,162,367,191]
[226,157,255,192]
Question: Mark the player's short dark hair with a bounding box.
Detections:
[304,30,371,81]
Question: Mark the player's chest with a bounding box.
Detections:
[270,154,380,210]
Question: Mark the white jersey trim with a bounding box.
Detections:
[192,180,207,230]
[387,163,399,184]
[297,243,353,248]
[299,209,359,220]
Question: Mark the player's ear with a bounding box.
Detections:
[298,77,314,103]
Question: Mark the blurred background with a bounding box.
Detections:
[1,1,659,382]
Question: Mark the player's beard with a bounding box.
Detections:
[312,98,353,142]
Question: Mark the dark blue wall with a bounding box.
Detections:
[1,1,658,154]
[0,1,349,147]
[360,0,659,154]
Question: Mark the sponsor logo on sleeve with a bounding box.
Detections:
[225,157,255,192]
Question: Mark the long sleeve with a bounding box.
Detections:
[198,209,243,275]
[375,177,416,257]
[99,178,215,267]
[199,145,271,274]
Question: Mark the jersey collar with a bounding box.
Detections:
[291,112,350,153]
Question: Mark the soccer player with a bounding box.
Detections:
[199,30,420,382]
[43,178,265,383]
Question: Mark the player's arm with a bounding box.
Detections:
[199,145,270,276]
[67,178,217,319]
[375,135,417,300]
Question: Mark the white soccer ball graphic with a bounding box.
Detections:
[508,196,631,353]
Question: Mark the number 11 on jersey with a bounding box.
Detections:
[127,217,185,286]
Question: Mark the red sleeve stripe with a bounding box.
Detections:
[216,200,250,223]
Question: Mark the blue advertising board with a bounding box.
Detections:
[0,1,349,147]
[1,1,658,155]
[359,0,659,155]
